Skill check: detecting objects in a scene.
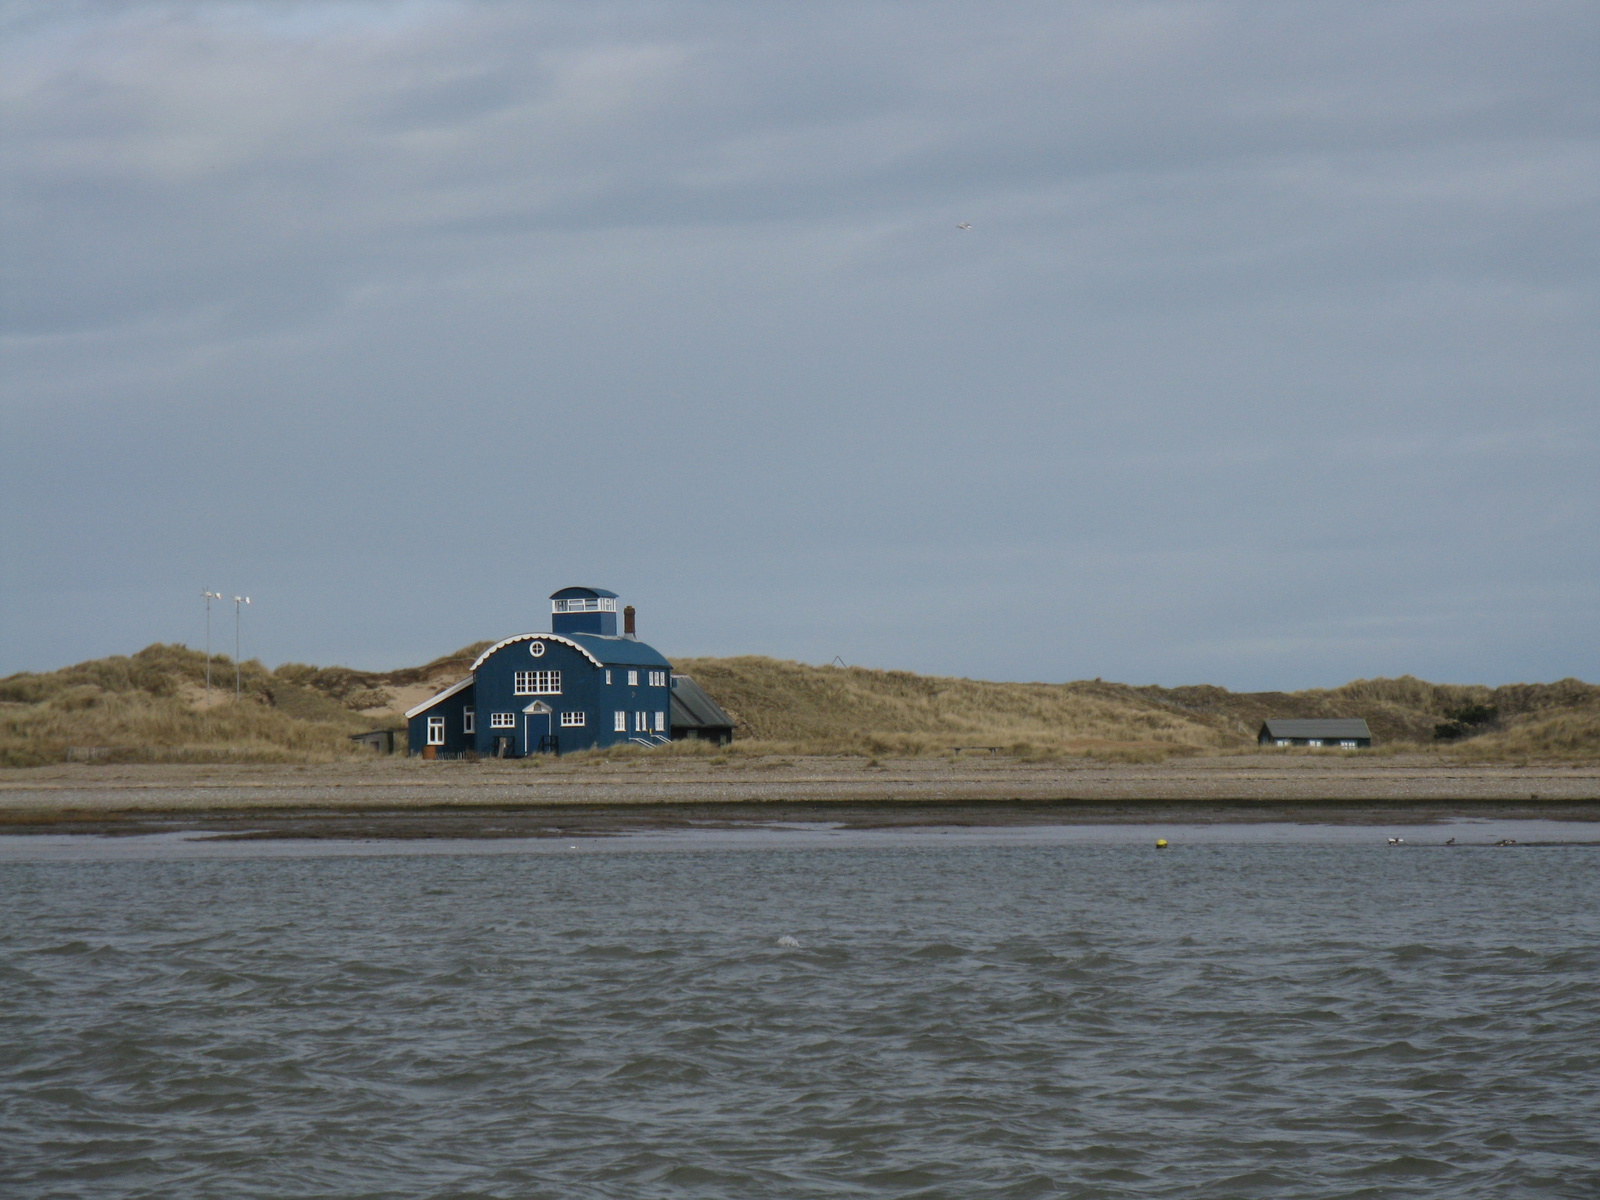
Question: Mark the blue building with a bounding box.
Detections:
[406,587,675,757]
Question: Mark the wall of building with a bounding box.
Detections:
[406,685,476,756]
[471,636,672,755]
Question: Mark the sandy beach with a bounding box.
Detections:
[1,754,1596,837]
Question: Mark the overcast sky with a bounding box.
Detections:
[2,0,1596,689]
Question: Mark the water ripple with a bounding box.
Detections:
[2,842,1598,1197]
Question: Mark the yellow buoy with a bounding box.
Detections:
[1155,838,1169,849]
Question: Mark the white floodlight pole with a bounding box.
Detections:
[233,596,251,702]
[202,591,223,705]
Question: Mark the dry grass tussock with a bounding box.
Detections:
[674,659,1600,761]
[0,642,443,768]
[1,691,366,767]
[4,646,1596,766]
[676,657,1233,758]
[1444,706,1600,762]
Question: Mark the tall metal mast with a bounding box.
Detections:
[233,596,251,702]
[202,591,223,706]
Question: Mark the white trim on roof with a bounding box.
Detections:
[470,633,605,672]
[403,675,475,720]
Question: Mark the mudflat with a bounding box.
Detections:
[1,754,1597,838]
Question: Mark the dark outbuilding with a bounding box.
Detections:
[670,674,735,745]
[1258,718,1373,748]
[349,729,396,754]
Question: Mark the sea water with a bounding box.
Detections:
[2,825,1597,1198]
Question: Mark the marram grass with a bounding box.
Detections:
[1,644,1596,767]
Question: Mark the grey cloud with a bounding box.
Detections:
[2,0,1597,687]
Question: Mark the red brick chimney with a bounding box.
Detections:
[623,605,636,638]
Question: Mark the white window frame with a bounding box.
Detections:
[561,711,586,727]
[627,670,639,686]
[634,711,648,731]
[1275,739,1290,747]
[605,670,612,685]
[654,711,666,732]
[490,712,516,729]
[426,716,445,745]
[614,711,627,732]
[552,597,618,613]
[648,670,666,687]
[1340,740,1358,749]
[463,706,475,734]
[513,670,561,696]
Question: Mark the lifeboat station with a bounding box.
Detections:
[406,587,721,757]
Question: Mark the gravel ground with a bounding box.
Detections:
[1,754,1596,836]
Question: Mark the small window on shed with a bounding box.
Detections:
[426,716,445,745]
[1340,740,1357,749]
[463,706,475,734]
[605,670,612,685]
[1275,739,1290,747]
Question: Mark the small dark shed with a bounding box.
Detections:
[670,674,735,745]
[350,729,397,754]
[1258,718,1372,749]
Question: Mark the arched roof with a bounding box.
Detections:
[471,633,606,671]
[549,586,619,600]
[470,632,672,671]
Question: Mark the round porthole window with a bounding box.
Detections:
[529,641,545,657]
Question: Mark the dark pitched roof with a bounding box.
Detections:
[570,634,670,668]
[1261,718,1372,739]
[670,674,734,729]
[549,586,619,600]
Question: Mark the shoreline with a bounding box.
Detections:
[2,755,1597,838]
